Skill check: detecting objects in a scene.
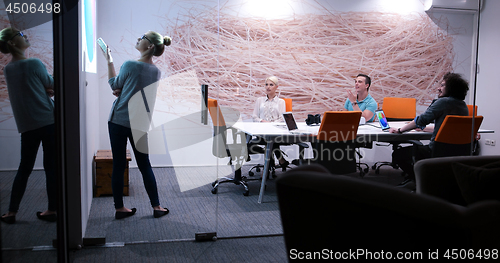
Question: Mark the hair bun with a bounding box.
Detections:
[0,40,9,54]
[163,36,171,46]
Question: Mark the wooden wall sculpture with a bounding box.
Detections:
[158,9,454,119]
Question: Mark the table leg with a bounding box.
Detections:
[258,140,274,203]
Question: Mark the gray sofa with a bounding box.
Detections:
[276,162,500,254]
[415,155,500,206]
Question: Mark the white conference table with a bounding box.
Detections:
[232,121,493,203]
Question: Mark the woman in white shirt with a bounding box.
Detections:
[250,76,289,170]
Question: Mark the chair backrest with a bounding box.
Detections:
[316,111,361,141]
[435,115,483,144]
[382,97,416,121]
[283,98,292,112]
[207,98,226,127]
[276,164,496,250]
[467,104,478,116]
[207,98,229,158]
[433,115,483,158]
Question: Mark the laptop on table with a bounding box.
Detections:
[283,112,313,134]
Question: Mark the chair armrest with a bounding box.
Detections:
[297,142,309,149]
[228,127,246,143]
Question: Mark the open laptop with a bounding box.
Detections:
[375,110,390,131]
[283,112,313,134]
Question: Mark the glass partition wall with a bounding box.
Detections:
[1,0,484,262]
[0,2,59,261]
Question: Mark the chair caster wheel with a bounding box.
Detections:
[372,165,377,170]
[256,167,261,173]
[211,187,218,194]
[249,171,254,176]
[243,191,249,196]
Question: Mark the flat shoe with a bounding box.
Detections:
[153,208,169,218]
[115,208,137,220]
[36,212,57,222]
[1,214,16,224]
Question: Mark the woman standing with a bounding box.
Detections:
[101,31,171,219]
[0,28,57,224]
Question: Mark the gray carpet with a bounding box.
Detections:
[1,162,406,262]
[84,165,282,243]
[0,170,57,249]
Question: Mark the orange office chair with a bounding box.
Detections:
[382,97,416,121]
[467,104,478,116]
[372,97,417,174]
[208,98,259,196]
[312,111,361,174]
[283,98,293,112]
[432,115,483,157]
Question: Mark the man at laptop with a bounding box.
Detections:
[344,74,377,122]
[388,72,469,189]
[250,76,289,170]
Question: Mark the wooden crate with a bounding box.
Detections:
[94,150,131,197]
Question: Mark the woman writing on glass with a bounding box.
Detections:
[101,31,171,219]
[0,28,57,224]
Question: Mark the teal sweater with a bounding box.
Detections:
[108,60,161,129]
[4,58,54,133]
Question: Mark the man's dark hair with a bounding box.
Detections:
[443,72,469,100]
[357,74,371,91]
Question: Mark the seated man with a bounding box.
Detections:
[388,72,469,188]
[344,73,377,150]
[344,74,377,122]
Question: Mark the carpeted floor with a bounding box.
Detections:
[1,162,407,262]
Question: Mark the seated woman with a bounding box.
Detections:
[250,76,289,170]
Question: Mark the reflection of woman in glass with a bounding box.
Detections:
[101,31,171,219]
[378,112,388,129]
[0,28,57,224]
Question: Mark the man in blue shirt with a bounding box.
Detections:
[344,74,377,122]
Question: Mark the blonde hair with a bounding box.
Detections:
[266,76,279,86]
[147,31,172,56]
[0,27,16,54]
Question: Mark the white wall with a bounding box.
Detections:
[79,0,104,234]
[475,0,500,155]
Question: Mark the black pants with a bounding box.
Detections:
[9,124,57,212]
[391,144,432,180]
